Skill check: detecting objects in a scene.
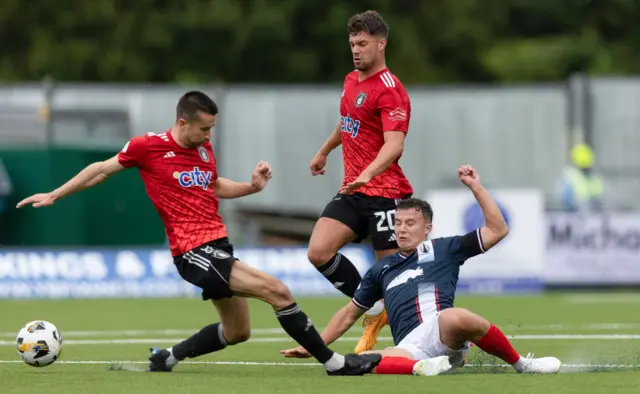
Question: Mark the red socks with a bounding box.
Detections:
[374,357,417,374]
[472,324,520,365]
[374,324,520,374]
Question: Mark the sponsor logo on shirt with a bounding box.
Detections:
[341,114,361,138]
[388,107,407,122]
[174,167,213,190]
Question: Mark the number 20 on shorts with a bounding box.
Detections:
[375,210,396,232]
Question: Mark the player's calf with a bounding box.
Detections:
[358,348,451,376]
[438,308,561,373]
[367,356,451,376]
[307,217,362,298]
[230,260,379,375]
[148,322,249,372]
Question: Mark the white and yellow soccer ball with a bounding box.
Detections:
[16,320,63,367]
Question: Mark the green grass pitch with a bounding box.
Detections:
[2,293,640,394]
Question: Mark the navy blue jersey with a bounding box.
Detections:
[352,229,485,345]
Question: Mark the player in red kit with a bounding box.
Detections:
[307,10,412,354]
[16,91,381,376]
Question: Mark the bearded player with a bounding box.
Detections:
[17,91,381,376]
[307,10,411,354]
[284,165,562,376]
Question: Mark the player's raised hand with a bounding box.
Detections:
[339,172,372,194]
[280,346,312,358]
[310,153,328,176]
[458,165,481,188]
[250,161,272,192]
[16,193,57,209]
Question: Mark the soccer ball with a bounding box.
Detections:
[16,320,63,367]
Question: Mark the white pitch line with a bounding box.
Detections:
[502,323,640,331]
[0,328,287,338]
[564,294,640,304]
[507,334,640,340]
[3,323,639,339]
[0,360,638,369]
[2,334,640,346]
[0,337,375,346]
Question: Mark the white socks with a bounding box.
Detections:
[365,300,385,317]
[166,347,180,368]
[323,352,346,372]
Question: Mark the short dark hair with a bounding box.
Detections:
[347,10,389,39]
[397,198,433,222]
[176,91,218,121]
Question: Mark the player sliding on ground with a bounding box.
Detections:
[282,165,562,376]
[16,91,381,376]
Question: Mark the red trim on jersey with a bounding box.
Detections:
[435,284,441,312]
[415,296,423,323]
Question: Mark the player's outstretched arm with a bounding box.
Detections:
[280,301,364,358]
[320,301,365,346]
[214,161,272,199]
[458,165,509,251]
[16,155,125,208]
[310,122,342,176]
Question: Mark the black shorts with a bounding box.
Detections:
[320,192,411,250]
[174,238,238,301]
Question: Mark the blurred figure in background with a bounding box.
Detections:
[0,159,13,223]
[559,143,604,212]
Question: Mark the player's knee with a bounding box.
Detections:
[264,276,294,308]
[307,246,333,268]
[445,308,488,337]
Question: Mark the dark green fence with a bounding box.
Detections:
[0,148,165,246]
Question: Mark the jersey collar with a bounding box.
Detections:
[358,67,389,84]
[397,248,415,259]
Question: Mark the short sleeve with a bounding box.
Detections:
[377,87,410,133]
[117,136,149,168]
[209,145,219,181]
[352,268,382,310]
[436,230,486,264]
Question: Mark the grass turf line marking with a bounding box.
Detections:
[4,323,640,339]
[0,360,639,369]
[2,334,640,346]
[0,328,287,338]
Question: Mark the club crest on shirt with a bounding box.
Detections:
[355,92,367,107]
[198,146,209,162]
[417,241,435,264]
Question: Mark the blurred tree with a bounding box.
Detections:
[1,0,640,83]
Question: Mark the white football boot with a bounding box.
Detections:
[517,353,562,374]
[412,355,453,376]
